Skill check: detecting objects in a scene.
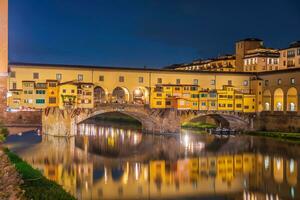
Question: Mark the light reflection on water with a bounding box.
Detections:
[4,123,300,200]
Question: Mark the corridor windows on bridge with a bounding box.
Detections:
[10,71,15,78]
[193,79,198,85]
[78,74,83,81]
[138,77,144,83]
[228,80,232,86]
[56,73,62,81]
[210,80,215,85]
[157,78,162,84]
[119,76,124,82]
[243,80,249,86]
[12,82,16,89]
[33,72,39,79]
[176,79,181,85]
[265,80,269,86]
[277,79,282,85]
[99,75,104,82]
[290,78,295,85]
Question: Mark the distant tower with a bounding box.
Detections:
[0,0,8,76]
[235,38,263,72]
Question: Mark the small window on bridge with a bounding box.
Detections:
[78,74,83,81]
[99,75,104,81]
[138,77,143,83]
[157,78,162,84]
[10,71,16,78]
[56,73,62,81]
[33,73,39,79]
[119,76,124,82]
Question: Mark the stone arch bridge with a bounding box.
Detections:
[42,104,254,136]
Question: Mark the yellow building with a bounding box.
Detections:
[46,80,59,107]
[76,82,94,109]
[21,81,35,109]
[7,89,22,109]
[34,82,47,109]
[58,81,78,109]
[217,85,235,111]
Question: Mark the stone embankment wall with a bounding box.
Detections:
[254,112,300,132]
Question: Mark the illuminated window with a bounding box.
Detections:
[56,73,62,81]
[243,80,248,86]
[78,74,83,81]
[291,78,295,85]
[193,79,198,85]
[278,79,282,85]
[210,80,216,85]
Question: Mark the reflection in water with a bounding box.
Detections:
[5,123,300,200]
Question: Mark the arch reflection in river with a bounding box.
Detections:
[4,125,300,200]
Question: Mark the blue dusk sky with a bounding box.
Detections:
[8,0,300,68]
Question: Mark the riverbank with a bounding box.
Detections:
[3,148,76,200]
[0,149,24,200]
[245,131,300,143]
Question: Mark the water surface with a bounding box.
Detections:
[5,123,300,200]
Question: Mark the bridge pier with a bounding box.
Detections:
[42,108,76,136]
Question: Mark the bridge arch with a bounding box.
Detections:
[287,87,298,112]
[112,87,130,103]
[182,113,250,130]
[262,89,271,111]
[274,88,284,111]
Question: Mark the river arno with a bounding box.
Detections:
[4,122,300,200]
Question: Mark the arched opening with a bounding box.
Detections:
[287,87,298,112]
[133,87,149,104]
[274,88,284,111]
[262,90,271,111]
[94,86,106,107]
[112,87,130,103]
[265,102,270,111]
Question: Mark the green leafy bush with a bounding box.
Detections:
[4,149,76,200]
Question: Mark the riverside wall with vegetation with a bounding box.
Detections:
[0,121,76,200]
[4,149,76,200]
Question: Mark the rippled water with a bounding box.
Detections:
[5,122,300,200]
